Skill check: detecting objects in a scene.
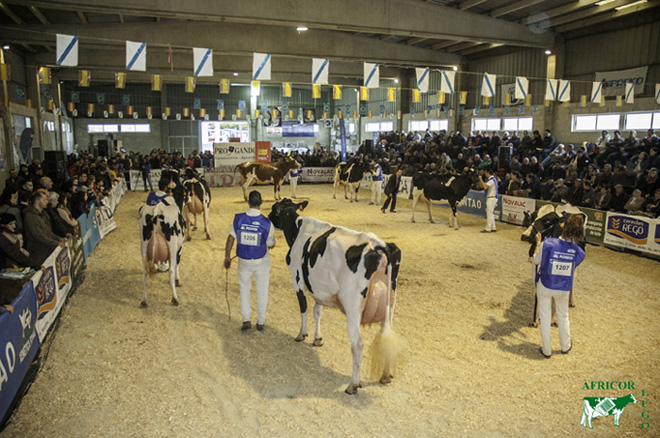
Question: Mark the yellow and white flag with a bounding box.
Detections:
[388,88,396,102]
[360,87,369,101]
[185,76,196,93]
[115,72,126,89]
[364,62,379,89]
[312,84,321,99]
[79,70,90,87]
[282,82,292,97]
[333,85,342,100]
[460,91,467,105]
[413,89,420,103]
[481,72,496,97]
[220,78,230,94]
[152,74,162,92]
[437,91,445,104]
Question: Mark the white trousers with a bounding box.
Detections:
[537,283,571,356]
[485,197,497,231]
[371,180,382,204]
[238,255,270,325]
[291,176,298,197]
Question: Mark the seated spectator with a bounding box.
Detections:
[506,172,522,196]
[477,154,492,170]
[551,178,569,203]
[592,130,610,161]
[57,193,79,234]
[0,213,42,271]
[18,178,34,198]
[637,168,659,199]
[640,129,659,154]
[594,186,612,211]
[611,165,636,193]
[539,178,555,201]
[0,187,23,233]
[598,130,623,167]
[529,156,544,177]
[623,189,645,216]
[583,163,602,189]
[519,157,531,176]
[600,163,615,189]
[22,191,67,265]
[37,176,53,192]
[542,143,565,167]
[46,192,74,238]
[521,173,539,199]
[640,189,660,218]
[581,180,596,208]
[567,179,584,206]
[629,152,650,180]
[609,184,630,212]
[541,129,556,158]
[550,161,566,181]
[70,190,89,219]
[571,148,589,177]
[5,169,20,190]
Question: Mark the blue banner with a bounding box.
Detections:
[339,118,347,162]
[434,189,501,219]
[282,121,315,137]
[0,282,40,421]
[78,204,101,259]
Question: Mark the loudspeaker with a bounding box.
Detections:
[98,139,109,157]
[44,150,67,183]
[364,139,373,155]
[498,145,513,171]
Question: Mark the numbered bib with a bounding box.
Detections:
[240,231,260,246]
[551,261,572,276]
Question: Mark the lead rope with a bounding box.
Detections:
[225,255,238,321]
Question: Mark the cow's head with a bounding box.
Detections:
[464,168,481,189]
[521,204,559,243]
[284,156,302,169]
[269,198,308,247]
[184,167,201,180]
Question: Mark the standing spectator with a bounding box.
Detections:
[381,168,402,214]
[23,191,67,264]
[141,157,153,192]
[369,160,383,206]
[533,214,586,358]
[223,191,276,332]
[478,168,498,233]
[289,166,299,198]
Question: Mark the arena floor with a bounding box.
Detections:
[3,183,659,437]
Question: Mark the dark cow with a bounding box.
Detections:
[410,170,480,229]
[183,168,211,240]
[269,199,403,394]
[333,160,371,202]
[236,157,301,200]
[139,196,186,307]
[521,204,587,325]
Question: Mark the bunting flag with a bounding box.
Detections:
[333,85,342,100]
[3,97,9,108]
[413,88,420,103]
[288,110,294,119]
[165,107,171,116]
[193,47,213,77]
[312,84,321,99]
[122,94,130,106]
[87,103,94,114]
[127,105,134,115]
[185,76,196,93]
[483,96,490,106]
[364,62,380,89]
[125,41,146,71]
[108,104,115,114]
[46,100,54,111]
[591,81,603,103]
[217,99,224,110]
[580,95,587,107]
[26,99,32,108]
[200,108,207,119]
[147,106,153,117]
[56,34,78,66]
[360,86,369,101]
[474,106,480,115]
[416,67,430,93]
[183,107,190,117]
[213,78,226,95]
[193,98,201,110]
[272,109,278,119]
[67,102,75,112]
[599,95,605,107]
[133,111,139,119]
[515,76,528,100]
[236,109,242,118]
[558,80,571,102]
[252,53,271,81]
[388,88,396,102]
[79,70,91,87]
[437,91,445,104]
[616,96,623,106]
[525,94,532,106]
[103,110,108,118]
[218,109,225,119]
[545,79,558,101]
[625,83,634,104]
[255,109,260,118]
[38,67,51,84]
[0,63,9,81]
[481,73,496,97]
[306,109,314,120]
[114,72,126,89]
[312,58,329,85]
[368,110,373,117]
[656,84,660,104]
[440,70,455,95]
[282,82,292,97]
[460,91,467,105]
[338,110,343,119]
[96,93,105,105]
[15,85,25,99]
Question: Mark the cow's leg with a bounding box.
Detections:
[354,184,360,202]
[183,204,192,242]
[344,308,363,394]
[427,199,435,224]
[332,179,338,199]
[140,254,149,308]
[411,190,419,223]
[451,204,459,230]
[193,212,198,231]
[274,181,279,200]
[294,289,308,342]
[203,203,211,240]
[312,303,324,346]
[170,244,181,305]
[344,183,348,200]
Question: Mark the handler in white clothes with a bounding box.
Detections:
[478,168,499,233]
[369,161,383,205]
[224,191,276,331]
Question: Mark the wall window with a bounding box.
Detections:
[43,120,55,131]
[503,117,533,132]
[366,122,393,132]
[572,113,620,132]
[408,120,428,132]
[429,120,449,131]
[348,123,356,134]
[103,124,119,133]
[471,118,501,132]
[625,112,660,130]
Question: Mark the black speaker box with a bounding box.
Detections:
[44,150,67,183]
[498,145,513,170]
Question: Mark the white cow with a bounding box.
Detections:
[268,199,403,394]
[139,196,185,307]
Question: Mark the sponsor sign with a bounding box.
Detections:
[0,282,40,421]
[501,83,523,106]
[96,205,117,238]
[78,204,102,259]
[595,66,648,97]
[535,201,607,245]
[501,196,536,225]
[204,168,237,187]
[255,141,271,163]
[34,247,72,341]
[214,142,256,168]
[129,169,161,192]
[301,167,335,183]
[434,189,501,219]
[604,213,660,256]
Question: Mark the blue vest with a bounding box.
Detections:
[373,165,383,181]
[486,176,499,199]
[146,191,167,206]
[536,238,585,291]
[290,168,299,177]
[233,213,271,260]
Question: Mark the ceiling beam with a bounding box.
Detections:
[522,0,600,25]
[1,0,554,47]
[459,0,487,11]
[431,40,460,50]
[28,5,49,25]
[446,41,481,53]
[405,37,428,45]
[461,43,502,56]
[77,10,88,24]
[555,0,660,32]
[549,0,634,27]
[0,2,24,24]
[490,0,544,19]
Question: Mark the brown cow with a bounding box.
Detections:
[236,157,301,200]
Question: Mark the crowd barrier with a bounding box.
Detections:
[0,179,127,425]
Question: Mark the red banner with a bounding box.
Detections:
[255,141,271,162]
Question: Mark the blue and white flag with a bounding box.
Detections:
[515,76,528,100]
[252,53,271,81]
[656,84,660,104]
[363,62,379,89]
[126,41,146,71]
[193,47,213,77]
[625,83,634,104]
[481,73,496,97]
[591,81,603,103]
[416,67,430,92]
[558,79,571,102]
[56,34,78,66]
[545,79,558,101]
[440,70,455,94]
[312,58,329,85]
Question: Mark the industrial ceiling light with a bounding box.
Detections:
[233,72,239,76]
[2,44,9,50]
[296,26,308,32]
[545,49,552,55]
[394,78,399,83]
[452,65,458,71]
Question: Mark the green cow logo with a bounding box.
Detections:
[581,393,637,429]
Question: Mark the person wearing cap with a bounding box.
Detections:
[478,168,498,233]
[224,190,276,332]
[0,212,42,271]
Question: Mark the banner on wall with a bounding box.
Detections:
[535,201,606,245]
[214,142,257,168]
[78,204,102,259]
[96,205,117,238]
[255,141,271,163]
[603,213,660,256]
[595,66,648,97]
[433,189,501,219]
[501,196,536,225]
[300,167,335,183]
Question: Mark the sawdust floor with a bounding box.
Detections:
[3,183,659,438]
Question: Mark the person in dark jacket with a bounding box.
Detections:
[609,184,630,212]
[381,168,402,213]
[0,213,42,270]
[23,191,67,264]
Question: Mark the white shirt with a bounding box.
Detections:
[229,208,276,248]
[485,176,497,198]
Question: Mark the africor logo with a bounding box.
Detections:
[607,215,648,245]
[581,393,637,429]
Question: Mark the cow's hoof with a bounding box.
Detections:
[379,374,393,384]
[206,235,211,240]
[186,237,192,242]
[294,333,308,342]
[569,302,575,308]
[333,196,336,199]
[139,301,148,308]
[175,280,181,287]
[171,299,179,306]
[529,321,538,328]
[345,383,362,395]
[312,337,323,347]
[192,226,198,231]
[430,220,435,224]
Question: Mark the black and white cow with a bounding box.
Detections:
[333,160,371,202]
[581,393,637,429]
[269,199,403,394]
[521,204,587,325]
[411,170,480,229]
[183,168,211,240]
[139,196,185,307]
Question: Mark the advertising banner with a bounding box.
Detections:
[434,189,501,219]
[79,204,102,259]
[214,142,256,168]
[69,232,86,280]
[501,196,536,225]
[34,247,72,342]
[0,282,40,422]
[255,141,271,162]
[204,168,236,187]
[96,205,117,238]
[595,66,648,96]
[129,169,162,192]
[301,167,335,183]
[604,213,660,256]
